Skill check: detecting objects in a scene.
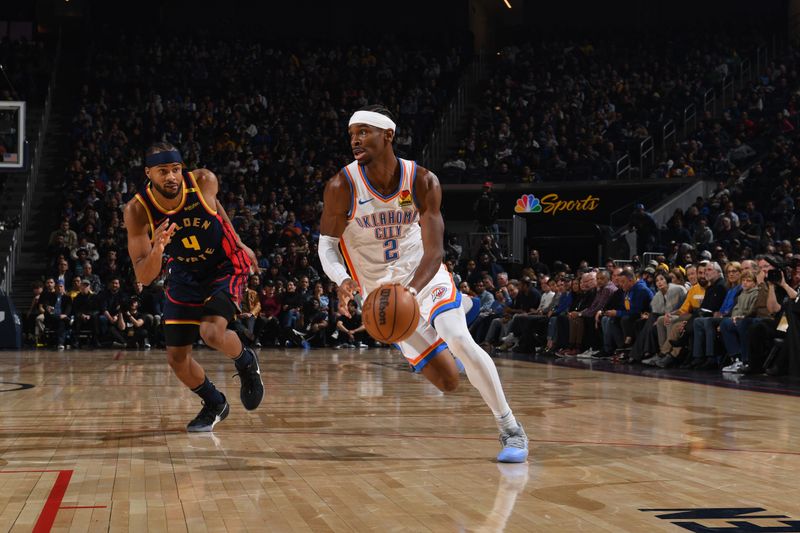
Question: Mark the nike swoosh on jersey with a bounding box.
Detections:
[358,198,373,205]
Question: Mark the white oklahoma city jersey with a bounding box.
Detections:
[339,158,462,366]
[340,157,424,295]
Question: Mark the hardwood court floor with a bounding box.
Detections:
[0,347,799,532]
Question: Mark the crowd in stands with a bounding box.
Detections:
[450,43,800,376]
[25,31,800,377]
[457,248,797,376]
[441,32,768,183]
[26,34,466,350]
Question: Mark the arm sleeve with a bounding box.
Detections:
[318,235,351,286]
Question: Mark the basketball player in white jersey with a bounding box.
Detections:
[318,105,528,462]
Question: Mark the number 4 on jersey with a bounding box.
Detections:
[182,235,201,251]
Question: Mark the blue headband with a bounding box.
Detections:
[145,150,183,167]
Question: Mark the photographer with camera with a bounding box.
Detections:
[748,256,799,375]
[722,255,797,374]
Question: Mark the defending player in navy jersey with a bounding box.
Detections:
[124,142,264,432]
[319,106,528,462]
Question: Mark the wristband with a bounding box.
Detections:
[408,287,418,296]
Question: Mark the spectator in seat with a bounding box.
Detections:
[94,277,126,347]
[39,279,72,350]
[97,249,123,283]
[445,236,463,263]
[469,276,507,341]
[82,261,103,295]
[258,281,282,347]
[71,248,91,277]
[280,280,306,346]
[634,271,687,363]
[302,298,330,348]
[543,277,579,355]
[485,278,537,349]
[119,298,150,349]
[469,253,504,288]
[649,263,706,366]
[735,256,798,373]
[575,270,620,358]
[597,268,653,359]
[335,300,368,348]
[294,255,320,285]
[51,258,72,288]
[49,220,78,250]
[263,263,288,287]
[445,259,462,287]
[23,280,45,346]
[686,261,745,370]
[236,274,264,347]
[71,279,96,348]
[527,249,550,277]
[718,271,761,373]
[693,217,714,249]
[557,271,598,356]
[66,275,82,300]
[510,276,559,353]
[663,218,693,247]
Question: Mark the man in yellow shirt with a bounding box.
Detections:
[645,262,707,367]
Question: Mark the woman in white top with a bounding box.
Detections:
[633,271,687,362]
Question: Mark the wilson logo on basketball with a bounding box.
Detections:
[431,285,448,302]
[378,287,392,326]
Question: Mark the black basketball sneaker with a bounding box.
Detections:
[187,398,230,432]
[234,348,265,410]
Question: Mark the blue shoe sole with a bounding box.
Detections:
[497,447,528,463]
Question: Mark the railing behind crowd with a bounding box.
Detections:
[662,120,676,154]
[422,50,487,171]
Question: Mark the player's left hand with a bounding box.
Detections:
[238,242,259,273]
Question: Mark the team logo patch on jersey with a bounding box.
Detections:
[430,285,449,302]
[399,190,413,207]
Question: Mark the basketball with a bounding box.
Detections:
[361,284,420,344]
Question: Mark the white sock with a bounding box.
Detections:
[434,305,518,433]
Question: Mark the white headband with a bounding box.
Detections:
[349,110,397,131]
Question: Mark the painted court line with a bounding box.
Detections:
[0,470,73,533]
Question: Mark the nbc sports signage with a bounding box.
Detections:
[514,193,600,216]
[515,194,542,213]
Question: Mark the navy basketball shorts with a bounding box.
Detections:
[163,273,247,347]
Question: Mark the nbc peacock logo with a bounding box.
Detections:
[514,194,542,213]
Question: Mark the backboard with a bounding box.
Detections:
[0,101,25,170]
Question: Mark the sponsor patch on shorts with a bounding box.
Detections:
[430,285,449,302]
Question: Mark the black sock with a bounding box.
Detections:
[233,345,254,370]
[191,376,225,406]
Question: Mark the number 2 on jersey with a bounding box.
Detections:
[383,239,398,262]
[182,235,201,251]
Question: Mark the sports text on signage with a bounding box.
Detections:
[515,193,600,215]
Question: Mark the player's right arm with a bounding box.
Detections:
[123,200,178,286]
[319,171,358,317]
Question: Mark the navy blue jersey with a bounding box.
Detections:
[134,170,250,282]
